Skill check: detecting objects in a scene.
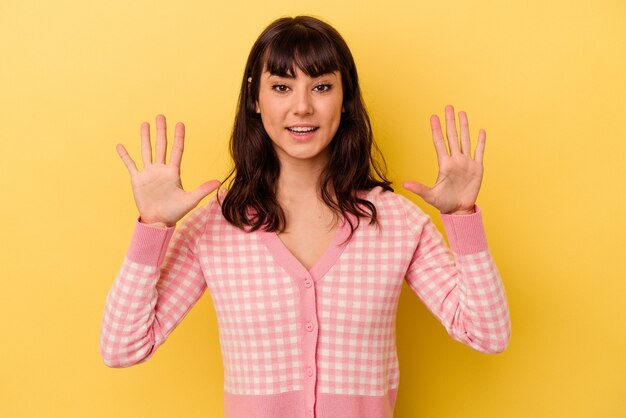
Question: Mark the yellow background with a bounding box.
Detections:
[1,0,624,417]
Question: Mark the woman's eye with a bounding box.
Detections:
[272,84,289,92]
[314,84,332,92]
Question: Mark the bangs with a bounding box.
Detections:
[262,25,342,78]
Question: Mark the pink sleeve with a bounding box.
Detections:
[99,203,211,367]
[401,198,511,354]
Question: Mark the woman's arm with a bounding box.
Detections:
[99,204,211,367]
[400,105,510,353]
[402,199,511,354]
[100,115,220,367]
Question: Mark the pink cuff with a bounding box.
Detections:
[126,218,176,266]
[439,204,488,255]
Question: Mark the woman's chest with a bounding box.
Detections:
[276,216,338,271]
[200,216,412,289]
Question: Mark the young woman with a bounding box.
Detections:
[100,15,510,418]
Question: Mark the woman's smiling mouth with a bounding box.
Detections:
[286,126,319,140]
[286,126,319,134]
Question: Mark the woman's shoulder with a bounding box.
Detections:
[360,186,425,213]
[357,186,431,231]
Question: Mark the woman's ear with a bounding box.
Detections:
[248,77,260,113]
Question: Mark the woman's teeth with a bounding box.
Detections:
[287,127,318,133]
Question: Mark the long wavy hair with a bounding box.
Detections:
[219,15,393,240]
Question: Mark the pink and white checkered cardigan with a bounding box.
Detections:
[100,186,510,418]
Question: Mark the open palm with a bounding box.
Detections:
[116,115,221,227]
[403,105,485,215]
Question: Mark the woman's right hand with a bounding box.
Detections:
[116,114,221,228]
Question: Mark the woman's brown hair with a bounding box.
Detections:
[219,15,393,240]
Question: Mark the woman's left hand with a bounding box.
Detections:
[403,105,485,215]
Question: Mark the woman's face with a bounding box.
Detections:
[254,66,343,167]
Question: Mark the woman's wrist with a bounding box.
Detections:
[443,206,476,216]
[138,217,173,228]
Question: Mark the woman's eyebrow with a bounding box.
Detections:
[267,72,338,80]
[268,73,293,79]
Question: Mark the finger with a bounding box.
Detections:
[402,180,425,196]
[170,122,185,168]
[474,129,486,163]
[459,111,471,156]
[141,121,152,168]
[444,105,461,155]
[430,115,449,163]
[402,180,433,203]
[116,143,138,174]
[188,180,222,206]
[155,114,167,164]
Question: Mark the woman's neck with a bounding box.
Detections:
[274,150,341,231]
[276,152,330,204]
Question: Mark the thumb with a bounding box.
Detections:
[402,180,431,201]
[187,179,222,206]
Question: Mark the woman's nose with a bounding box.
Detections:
[292,89,313,115]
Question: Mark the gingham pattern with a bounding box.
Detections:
[315,194,407,396]
[100,187,510,400]
[399,194,510,354]
[99,205,209,367]
[200,217,304,395]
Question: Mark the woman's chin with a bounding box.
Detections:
[273,144,331,165]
